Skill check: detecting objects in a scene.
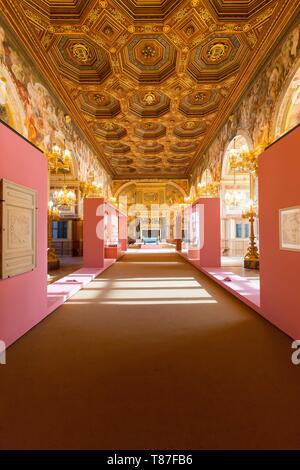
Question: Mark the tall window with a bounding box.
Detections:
[244,223,250,239]
[235,223,243,238]
[235,222,250,239]
[52,221,68,239]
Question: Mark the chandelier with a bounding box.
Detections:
[48,200,60,220]
[225,138,248,208]
[53,186,76,208]
[242,199,258,219]
[228,138,259,175]
[80,171,103,198]
[198,170,220,197]
[225,190,247,207]
[47,141,72,174]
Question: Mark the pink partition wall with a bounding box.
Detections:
[188,198,221,267]
[83,198,127,266]
[83,198,105,268]
[187,203,202,260]
[119,214,128,252]
[259,126,300,339]
[199,198,221,267]
[0,122,48,347]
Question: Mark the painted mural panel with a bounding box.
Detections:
[0,17,111,194]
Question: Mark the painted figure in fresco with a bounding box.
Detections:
[0,77,9,122]
[281,27,300,75]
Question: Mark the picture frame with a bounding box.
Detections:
[0,179,37,279]
[279,206,300,252]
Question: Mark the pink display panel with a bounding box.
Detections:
[83,198,105,268]
[83,198,127,265]
[0,122,48,347]
[186,198,221,267]
[259,125,300,339]
[119,214,128,252]
[199,198,221,267]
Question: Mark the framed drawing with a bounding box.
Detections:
[279,206,300,252]
[0,179,37,279]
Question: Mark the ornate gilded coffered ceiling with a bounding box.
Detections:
[0,0,299,179]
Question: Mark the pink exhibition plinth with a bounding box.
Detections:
[47,260,115,315]
[180,253,260,312]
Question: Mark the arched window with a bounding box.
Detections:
[222,135,250,179]
[220,134,257,259]
[200,168,213,185]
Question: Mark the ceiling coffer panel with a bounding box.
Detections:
[23,0,94,22]
[120,35,177,84]
[208,0,274,20]
[116,0,185,22]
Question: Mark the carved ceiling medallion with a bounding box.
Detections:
[93,94,105,104]
[144,122,154,128]
[185,25,195,37]
[194,92,206,103]
[183,121,197,129]
[71,43,90,63]
[103,122,116,131]
[142,45,157,59]
[207,42,229,62]
[143,91,157,106]
[103,26,114,38]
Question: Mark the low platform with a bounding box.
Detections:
[179,253,261,313]
[47,258,118,315]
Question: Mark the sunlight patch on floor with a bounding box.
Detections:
[70,272,216,305]
[97,280,201,289]
[97,300,218,305]
[68,299,218,305]
[105,288,212,300]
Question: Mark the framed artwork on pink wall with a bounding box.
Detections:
[279,206,300,252]
[0,179,37,279]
